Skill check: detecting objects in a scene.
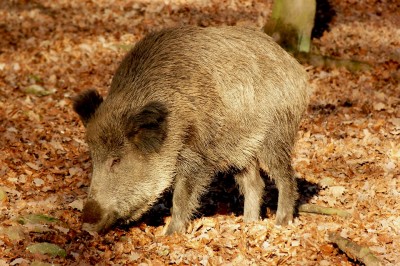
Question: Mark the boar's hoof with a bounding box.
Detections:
[275,212,294,226]
[165,221,186,235]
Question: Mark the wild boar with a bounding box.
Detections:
[73,26,310,235]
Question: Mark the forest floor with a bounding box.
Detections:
[0,0,399,265]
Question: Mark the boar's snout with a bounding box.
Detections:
[82,199,103,224]
[82,199,117,233]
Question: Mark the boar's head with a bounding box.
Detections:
[73,89,172,233]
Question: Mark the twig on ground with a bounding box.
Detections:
[298,203,352,218]
[294,52,372,72]
[328,233,381,266]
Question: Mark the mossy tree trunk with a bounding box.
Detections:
[263,0,371,72]
[264,0,316,53]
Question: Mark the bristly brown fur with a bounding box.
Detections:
[72,26,311,235]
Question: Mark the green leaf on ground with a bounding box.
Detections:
[17,214,59,225]
[23,85,54,96]
[26,243,66,257]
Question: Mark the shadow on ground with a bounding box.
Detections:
[124,172,322,229]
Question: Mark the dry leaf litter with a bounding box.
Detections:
[0,0,399,265]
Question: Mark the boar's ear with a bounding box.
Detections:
[127,102,168,153]
[72,89,103,127]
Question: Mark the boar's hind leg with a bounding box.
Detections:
[260,140,298,226]
[234,163,265,221]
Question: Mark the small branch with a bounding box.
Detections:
[294,52,372,72]
[329,233,381,266]
[298,203,351,218]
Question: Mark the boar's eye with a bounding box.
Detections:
[110,158,121,169]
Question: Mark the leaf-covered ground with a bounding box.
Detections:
[0,0,399,265]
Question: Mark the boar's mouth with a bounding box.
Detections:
[82,199,118,233]
[82,200,150,233]
[82,211,118,234]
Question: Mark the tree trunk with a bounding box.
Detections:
[264,0,316,53]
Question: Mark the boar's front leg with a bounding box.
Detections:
[166,149,213,235]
